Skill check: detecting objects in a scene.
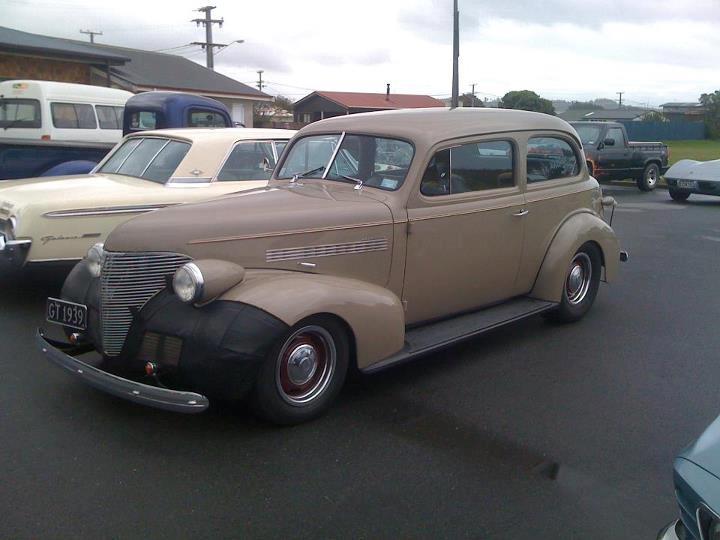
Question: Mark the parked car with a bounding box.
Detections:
[664,158,720,201]
[0,128,293,270]
[570,121,669,191]
[658,414,720,540]
[122,92,232,136]
[0,80,132,180]
[39,108,626,425]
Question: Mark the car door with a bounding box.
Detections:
[516,134,586,291]
[599,126,630,179]
[403,137,526,325]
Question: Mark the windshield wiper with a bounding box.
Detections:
[2,117,31,130]
[290,166,326,182]
[338,174,364,190]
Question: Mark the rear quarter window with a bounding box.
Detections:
[527,137,580,183]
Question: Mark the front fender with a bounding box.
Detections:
[530,211,619,303]
[219,270,406,369]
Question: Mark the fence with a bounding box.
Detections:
[620,121,705,141]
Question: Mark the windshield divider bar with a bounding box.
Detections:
[322,132,346,180]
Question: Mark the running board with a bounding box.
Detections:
[362,297,557,374]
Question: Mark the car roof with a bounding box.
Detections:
[127,127,296,142]
[298,107,579,146]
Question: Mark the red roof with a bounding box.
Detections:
[310,91,444,110]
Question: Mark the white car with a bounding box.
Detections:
[0,127,294,270]
[665,158,720,201]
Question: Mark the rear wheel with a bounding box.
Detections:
[637,163,659,191]
[669,188,690,202]
[251,316,349,425]
[547,243,602,323]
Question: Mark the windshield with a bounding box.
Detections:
[98,137,191,183]
[277,133,414,191]
[574,125,602,146]
[0,98,41,128]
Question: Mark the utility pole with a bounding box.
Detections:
[451,0,459,108]
[617,91,624,108]
[80,29,103,43]
[256,70,264,92]
[191,6,226,70]
[470,83,477,107]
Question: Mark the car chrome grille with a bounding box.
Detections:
[100,251,191,356]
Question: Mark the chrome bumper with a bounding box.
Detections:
[657,520,684,540]
[37,329,209,413]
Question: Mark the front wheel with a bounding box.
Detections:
[251,316,349,425]
[546,243,602,323]
[637,163,659,192]
[669,188,690,202]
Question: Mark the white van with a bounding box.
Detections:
[0,80,133,144]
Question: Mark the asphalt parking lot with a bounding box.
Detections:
[1,185,719,539]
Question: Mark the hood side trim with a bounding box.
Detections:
[44,204,176,218]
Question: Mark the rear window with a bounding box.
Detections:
[51,103,97,129]
[0,98,41,128]
[129,111,158,130]
[98,137,191,183]
[188,109,227,127]
[96,105,124,130]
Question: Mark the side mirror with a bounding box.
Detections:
[603,138,615,146]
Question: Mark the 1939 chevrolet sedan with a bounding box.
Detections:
[39,108,626,425]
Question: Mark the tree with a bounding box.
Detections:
[700,90,720,139]
[273,95,295,112]
[499,90,555,115]
[459,92,485,107]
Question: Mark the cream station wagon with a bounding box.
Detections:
[0,127,294,270]
[39,108,626,425]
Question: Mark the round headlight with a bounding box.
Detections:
[173,263,204,304]
[86,242,105,278]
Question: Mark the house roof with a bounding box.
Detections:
[558,108,599,122]
[0,26,129,64]
[582,109,650,120]
[92,43,269,99]
[298,91,445,110]
[661,102,704,109]
[0,26,269,100]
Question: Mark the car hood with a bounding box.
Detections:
[665,159,720,182]
[0,174,174,219]
[680,414,720,478]
[105,182,395,257]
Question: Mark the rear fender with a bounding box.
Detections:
[530,211,619,303]
[219,270,405,369]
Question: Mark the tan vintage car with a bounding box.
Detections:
[39,108,626,425]
[0,127,294,270]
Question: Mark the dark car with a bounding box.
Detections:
[571,121,669,192]
[658,414,720,540]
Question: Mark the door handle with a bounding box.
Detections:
[512,209,529,217]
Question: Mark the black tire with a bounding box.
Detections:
[669,188,690,202]
[637,163,659,192]
[251,315,349,425]
[546,242,602,324]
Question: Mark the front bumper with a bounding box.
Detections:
[37,329,209,413]
[0,233,31,267]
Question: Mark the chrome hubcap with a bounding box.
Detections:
[565,253,592,305]
[646,168,657,186]
[276,325,336,406]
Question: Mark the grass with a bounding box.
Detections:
[664,140,720,165]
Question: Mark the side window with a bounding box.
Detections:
[51,103,97,129]
[96,105,122,129]
[188,109,227,127]
[420,140,514,196]
[216,141,276,181]
[527,137,580,183]
[130,111,158,130]
[605,127,625,147]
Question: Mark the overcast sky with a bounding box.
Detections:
[3,0,719,106]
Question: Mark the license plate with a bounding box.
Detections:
[677,180,697,189]
[46,297,87,331]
